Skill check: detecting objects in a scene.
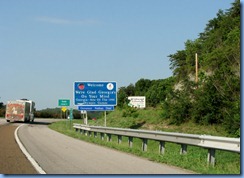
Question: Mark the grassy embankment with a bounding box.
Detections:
[49,108,240,174]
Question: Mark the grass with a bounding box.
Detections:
[49,119,240,174]
[90,108,229,136]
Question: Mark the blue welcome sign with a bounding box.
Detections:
[74,81,117,106]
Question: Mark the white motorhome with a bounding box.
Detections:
[5,99,35,122]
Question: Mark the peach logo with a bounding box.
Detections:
[78,83,85,90]
[107,83,114,90]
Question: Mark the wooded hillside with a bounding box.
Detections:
[165,0,240,136]
[118,0,240,137]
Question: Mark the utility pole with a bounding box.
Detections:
[195,53,198,84]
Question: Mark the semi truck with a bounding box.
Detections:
[5,99,35,123]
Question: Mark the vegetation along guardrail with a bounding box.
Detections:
[73,124,240,166]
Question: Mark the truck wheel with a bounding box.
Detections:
[24,117,29,123]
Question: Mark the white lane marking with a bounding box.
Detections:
[15,124,46,174]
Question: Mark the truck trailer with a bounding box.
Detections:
[5,99,35,123]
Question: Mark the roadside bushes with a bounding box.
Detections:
[0,103,5,117]
[122,107,139,118]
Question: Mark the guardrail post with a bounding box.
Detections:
[107,134,112,142]
[207,148,216,166]
[142,138,148,152]
[88,131,92,137]
[94,132,97,138]
[118,135,122,144]
[128,137,133,148]
[101,133,104,140]
[180,144,187,154]
[159,141,165,154]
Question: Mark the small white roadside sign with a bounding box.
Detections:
[128,96,146,108]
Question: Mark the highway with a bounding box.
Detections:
[3,118,194,174]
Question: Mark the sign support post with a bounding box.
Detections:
[84,112,88,125]
[104,111,107,127]
[58,99,70,119]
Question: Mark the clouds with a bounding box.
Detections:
[35,16,101,25]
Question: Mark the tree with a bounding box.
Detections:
[135,79,152,96]
[117,87,128,108]
[0,102,5,117]
[166,0,240,136]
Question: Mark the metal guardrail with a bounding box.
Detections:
[73,124,240,166]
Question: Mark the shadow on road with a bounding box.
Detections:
[9,119,63,126]
[29,121,51,125]
[11,121,51,126]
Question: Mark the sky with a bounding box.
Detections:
[0,0,237,110]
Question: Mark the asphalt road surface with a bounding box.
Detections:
[17,119,194,174]
[0,120,37,174]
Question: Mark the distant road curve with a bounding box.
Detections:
[17,118,194,174]
[0,117,8,126]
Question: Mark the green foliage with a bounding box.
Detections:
[166,91,192,125]
[34,108,103,120]
[122,106,139,118]
[191,78,224,125]
[0,103,5,117]
[117,86,131,108]
[117,77,175,108]
[166,0,240,136]
[35,108,62,118]
[168,50,187,81]
[135,78,152,96]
